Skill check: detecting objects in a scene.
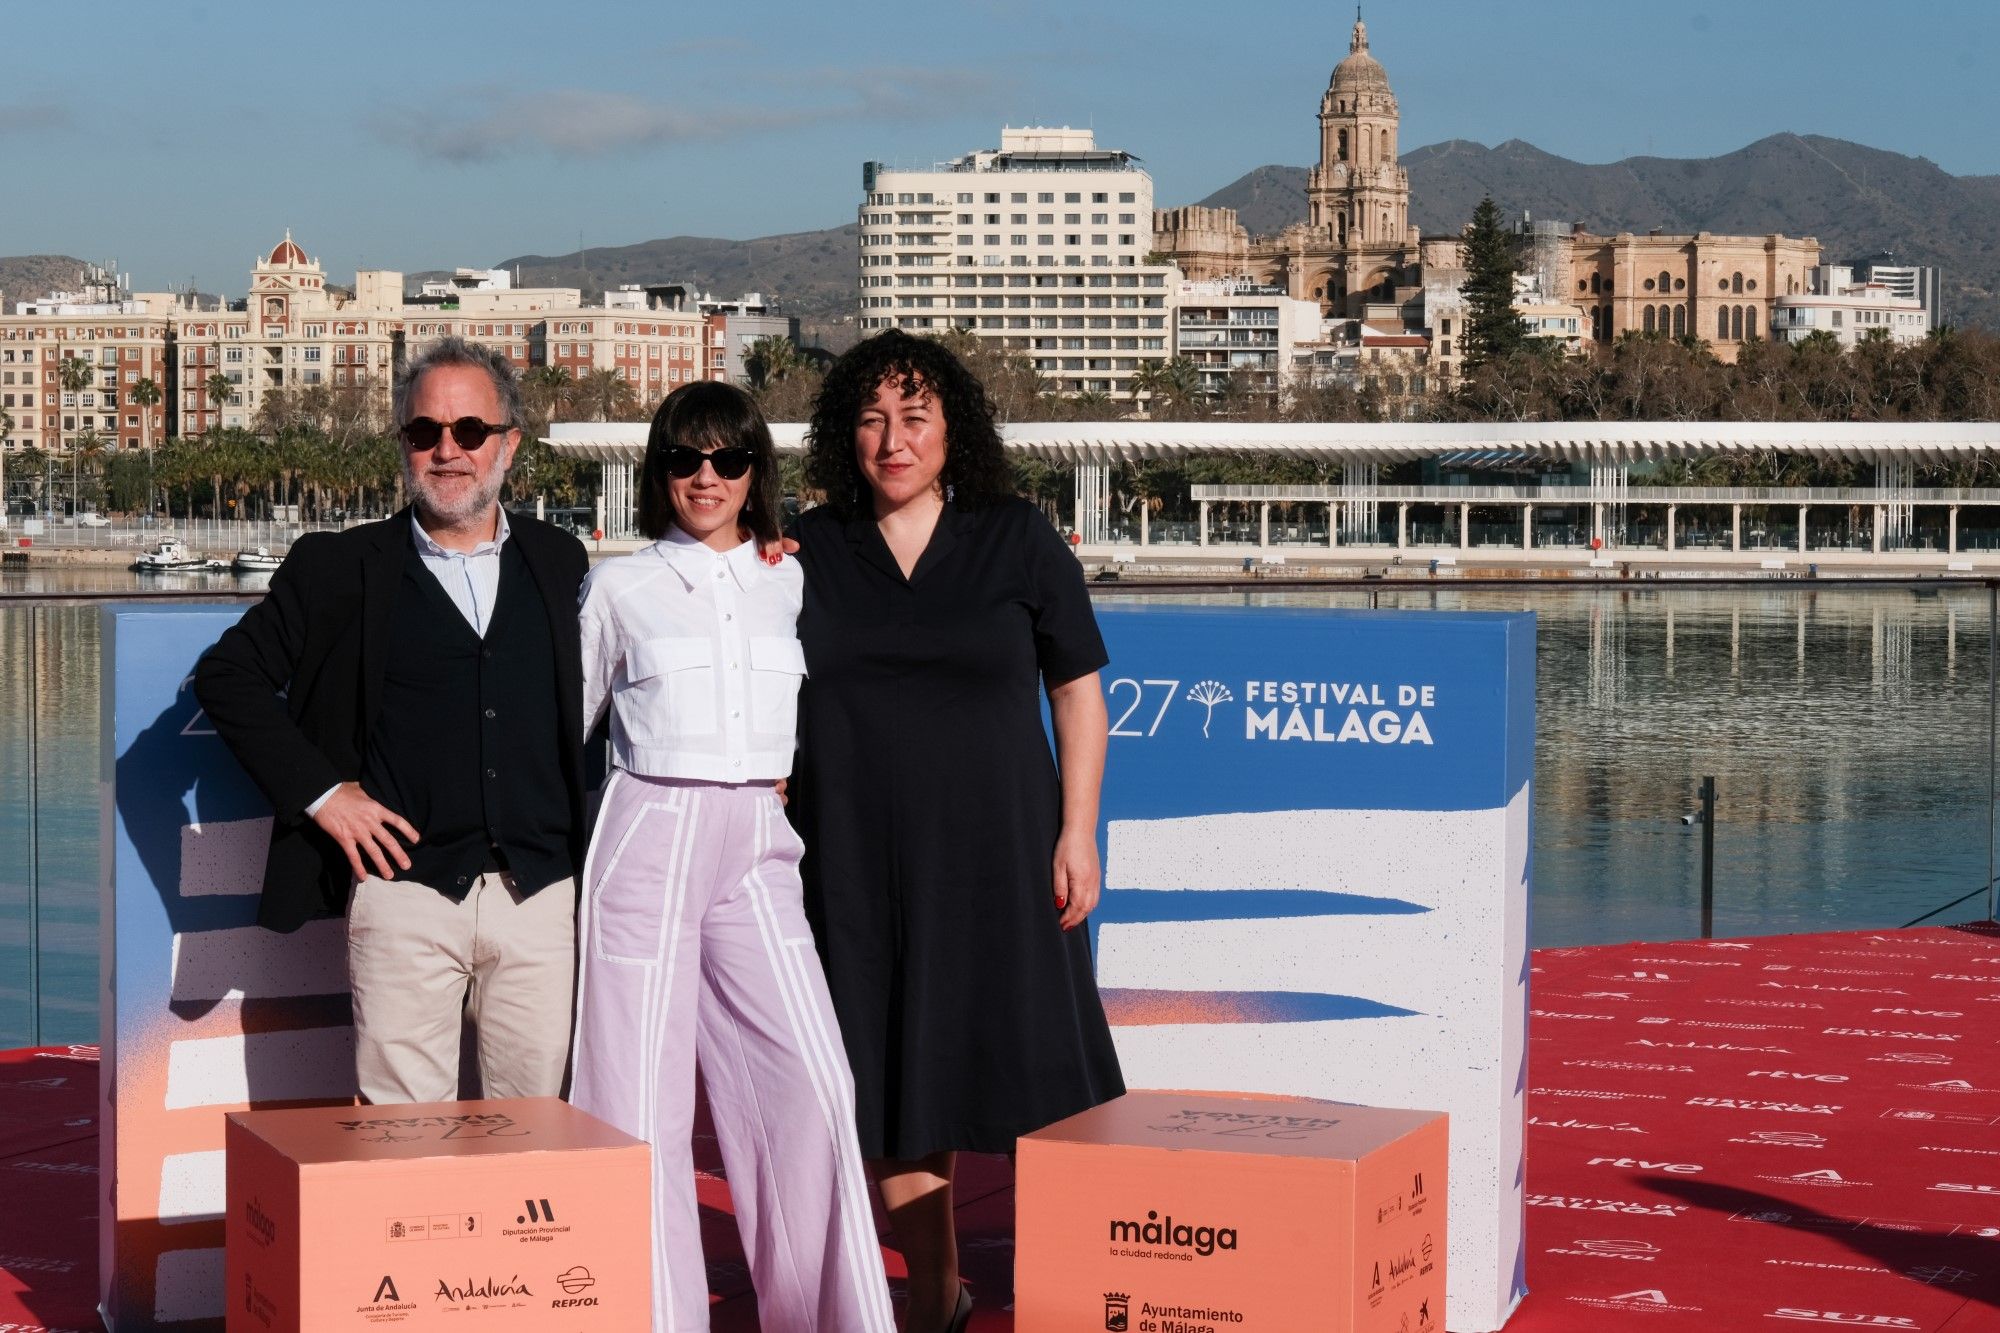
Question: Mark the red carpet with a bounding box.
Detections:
[6,926,1998,1331]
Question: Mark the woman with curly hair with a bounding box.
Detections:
[790,330,1124,1333]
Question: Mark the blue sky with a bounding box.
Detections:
[5,0,1995,293]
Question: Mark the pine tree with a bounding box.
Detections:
[1459,196,1525,369]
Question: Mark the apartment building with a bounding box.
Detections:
[859,126,1174,400]
[3,235,708,443]
[1770,265,1929,348]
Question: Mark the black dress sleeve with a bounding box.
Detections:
[1019,502,1110,687]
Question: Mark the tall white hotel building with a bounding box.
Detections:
[858,127,1175,400]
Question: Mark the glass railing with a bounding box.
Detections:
[3,580,1995,1050]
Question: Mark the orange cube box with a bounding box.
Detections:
[1017,1091,1446,1333]
[225,1097,650,1332]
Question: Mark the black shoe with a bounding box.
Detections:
[943,1283,974,1333]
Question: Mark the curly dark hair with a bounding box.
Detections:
[637,381,784,545]
[804,330,1014,516]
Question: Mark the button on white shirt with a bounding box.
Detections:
[579,529,805,783]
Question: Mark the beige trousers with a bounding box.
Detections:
[347,871,576,1105]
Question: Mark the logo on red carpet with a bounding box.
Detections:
[1884,1108,2000,1126]
[1528,1194,1687,1217]
[1867,1051,1950,1064]
[1685,1097,1840,1114]
[1871,1007,1960,1017]
[1756,1168,1870,1189]
[1748,1069,1848,1083]
[1823,1026,1957,1041]
[1729,1130,1825,1149]
[1903,1078,1996,1095]
[1565,1288,1703,1314]
[1588,1156,1702,1175]
[1103,1291,1129,1330]
[1931,1182,2000,1196]
[1545,1238,1658,1261]
[1530,1115,1647,1134]
[1767,1311,1917,1327]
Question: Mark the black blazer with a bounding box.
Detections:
[193,506,590,932]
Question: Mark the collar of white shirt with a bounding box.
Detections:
[411,507,511,559]
[652,524,766,590]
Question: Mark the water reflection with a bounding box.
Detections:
[0,576,1990,1047]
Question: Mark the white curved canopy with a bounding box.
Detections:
[545,420,2000,467]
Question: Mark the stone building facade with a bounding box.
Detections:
[1155,17,1821,369]
[1155,16,1421,318]
[1566,229,1820,362]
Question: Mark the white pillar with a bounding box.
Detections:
[1396,502,1408,551]
[1327,502,1338,549]
[1592,502,1604,548]
[1666,503,1677,552]
[602,461,636,539]
[1731,503,1741,552]
[1798,504,1808,554]
[1871,505,1883,554]
[1458,501,1469,551]
[1521,503,1532,550]
[1949,505,1959,555]
[1139,503,1149,547]
[1259,502,1270,549]
[1199,500,1210,548]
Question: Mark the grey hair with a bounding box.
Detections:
[392,336,526,430]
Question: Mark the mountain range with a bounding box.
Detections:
[9,133,1997,337]
[1199,134,1999,327]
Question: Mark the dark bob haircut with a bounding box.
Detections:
[637,381,784,546]
[804,330,1014,517]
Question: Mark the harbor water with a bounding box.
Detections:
[1,568,1991,1047]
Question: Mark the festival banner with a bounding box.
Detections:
[1091,606,1534,1332]
[100,607,357,1329]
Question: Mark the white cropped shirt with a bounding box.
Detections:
[579,530,806,783]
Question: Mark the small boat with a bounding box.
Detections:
[231,546,284,573]
[131,537,208,572]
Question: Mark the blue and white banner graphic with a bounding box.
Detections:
[101,607,358,1329]
[1091,606,1533,1333]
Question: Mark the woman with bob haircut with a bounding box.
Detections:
[571,380,893,1332]
[790,331,1124,1333]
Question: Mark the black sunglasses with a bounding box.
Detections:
[663,444,755,480]
[400,416,509,451]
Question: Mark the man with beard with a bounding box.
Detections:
[195,337,589,1104]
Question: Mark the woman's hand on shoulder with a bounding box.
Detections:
[756,536,801,567]
[1052,824,1101,931]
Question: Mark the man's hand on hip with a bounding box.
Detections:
[312,782,420,882]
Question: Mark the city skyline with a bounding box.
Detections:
[5,0,1999,294]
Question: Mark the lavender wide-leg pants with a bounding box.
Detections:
[571,772,893,1333]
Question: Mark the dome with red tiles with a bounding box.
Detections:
[267,232,308,266]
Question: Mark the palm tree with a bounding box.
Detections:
[573,367,639,423]
[0,403,11,518]
[70,428,107,515]
[57,356,95,513]
[521,365,575,436]
[205,371,234,436]
[744,336,801,390]
[1128,361,1170,418]
[130,377,162,515]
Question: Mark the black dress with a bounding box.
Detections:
[791,497,1126,1158]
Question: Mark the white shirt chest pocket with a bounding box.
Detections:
[625,635,717,738]
[747,636,807,739]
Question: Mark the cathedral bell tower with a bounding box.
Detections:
[1307,13,1410,251]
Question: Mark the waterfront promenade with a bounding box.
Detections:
[4,923,1995,1332]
